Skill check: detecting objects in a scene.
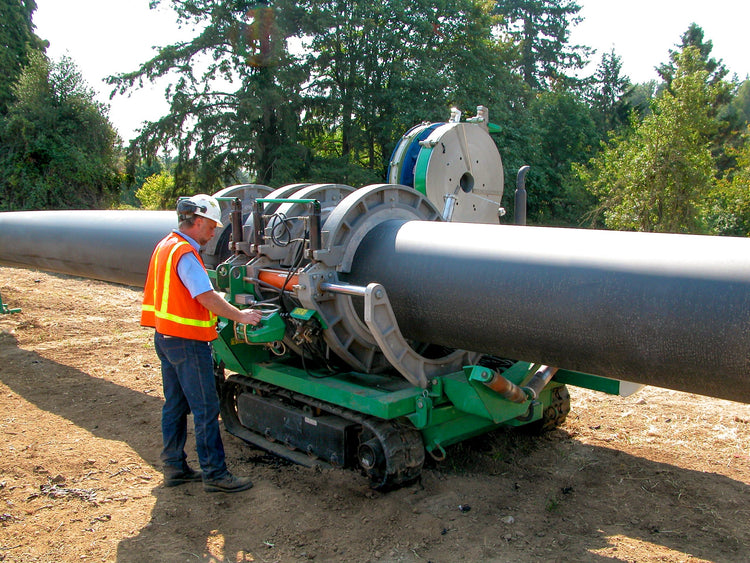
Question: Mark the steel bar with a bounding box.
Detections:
[345,220,750,403]
[320,282,369,297]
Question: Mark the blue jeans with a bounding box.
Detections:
[154,332,228,480]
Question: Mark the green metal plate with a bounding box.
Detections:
[249,363,423,420]
[554,369,627,395]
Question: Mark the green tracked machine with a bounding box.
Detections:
[3,106,750,490]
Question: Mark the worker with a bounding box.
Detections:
[141,194,262,493]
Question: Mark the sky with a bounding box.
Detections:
[32,0,750,144]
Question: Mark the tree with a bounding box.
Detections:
[619,80,658,121]
[0,53,120,210]
[577,47,720,233]
[297,0,514,181]
[587,49,631,133]
[525,89,599,225]
[706,126,750,236]
[296,0,442,180]
[727,80,750,126]
[111,1,519,192]
[494,0,591,90]
[657,23,728,90]
[109,0,310,197]
[136,171,175,209]
[0,0,47,115]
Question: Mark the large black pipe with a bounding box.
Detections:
[345,220,750,403]
[3,210,750,403]
[0,210,175,287]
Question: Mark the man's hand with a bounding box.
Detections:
[196,290,263,325]
[237,308,262,326]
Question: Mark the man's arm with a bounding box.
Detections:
[196,290,262,326]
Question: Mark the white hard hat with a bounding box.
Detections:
[178,194,223,227]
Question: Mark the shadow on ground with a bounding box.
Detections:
[1,330,748,562]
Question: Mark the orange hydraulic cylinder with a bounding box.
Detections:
[258,269,299,292]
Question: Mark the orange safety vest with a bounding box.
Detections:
[141,232,217,341]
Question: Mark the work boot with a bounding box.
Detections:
[203,473,254,493]
[163,465,202,487]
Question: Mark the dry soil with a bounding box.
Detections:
[1,266,749,562]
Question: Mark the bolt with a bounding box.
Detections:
[375,289,384,299]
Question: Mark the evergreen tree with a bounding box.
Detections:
[706,126,750,236]
[0,0,47,115]
[525,89,599,225]
[728,80,750,126]
[588,49,631,133]
[111,0,518,191]
[619,80,658,121]
[657,24,736,176]
[494,0,591,90]
[657,23,728,90]
[297,0,514,182]
[109,0,309,195]
[0,53,120,210]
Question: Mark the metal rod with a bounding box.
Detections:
[230,197,243,253]
[309,201,322,252]
[319,282,368,297]
[442,193,458,222]
[523,365,558,400]
[483,371,528,403]
[252,200,265,248]
[515,165,529,226]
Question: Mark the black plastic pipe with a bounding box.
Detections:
[0,210,175,287]
[4,210,750,403]
[345,220,750,403]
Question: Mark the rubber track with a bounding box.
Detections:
[224,375,425,489]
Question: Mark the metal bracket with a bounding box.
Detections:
[364,282,480,389]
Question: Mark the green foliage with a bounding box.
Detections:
[524,89,600,225]
[136,171,175,209]
[109,0,310,195]
[587,49,632,134]
[297,0,514,179]
[577,47,720,233]
[705,126,750,236]
[727,81,750,126]
[657,23,728,90]
[620,81,658,121]
[111,0,522,192]
[0,53,120,210]
[0,0,47,115]
[103,5,750,233]
[494,0,591,90]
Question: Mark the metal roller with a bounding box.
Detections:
[414,121,504,224]
[388,106,505,225]
[343,219,750,403]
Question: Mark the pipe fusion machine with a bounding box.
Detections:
[3,107,750,489]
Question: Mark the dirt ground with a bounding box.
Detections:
[1,265,750,563]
